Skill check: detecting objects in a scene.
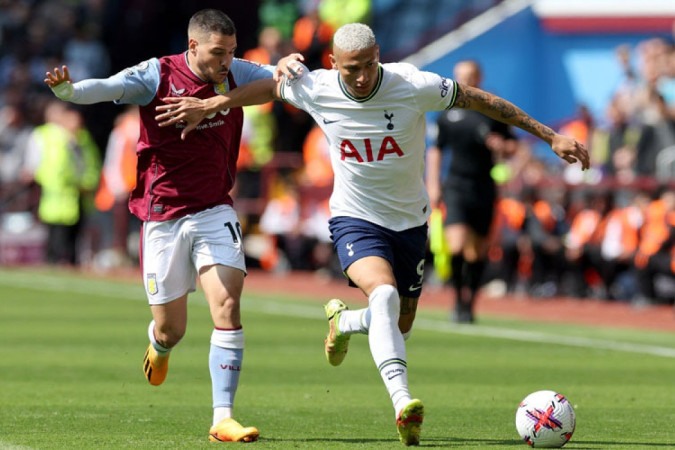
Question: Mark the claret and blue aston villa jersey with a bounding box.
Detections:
[280,62,457,231]
[108,53,274,221]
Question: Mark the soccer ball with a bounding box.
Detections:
[515,390,576,448]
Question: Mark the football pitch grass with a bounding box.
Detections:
[1,267,675,449]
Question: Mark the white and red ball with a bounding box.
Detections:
[515,390,576,448]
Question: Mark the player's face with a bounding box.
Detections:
[331,45,380,98]
[188,32,237,84]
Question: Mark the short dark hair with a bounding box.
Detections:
[188,9,236,37]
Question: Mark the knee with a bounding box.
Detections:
[212,296,242,328]
[369,284,399,318]
[153,322,186,348]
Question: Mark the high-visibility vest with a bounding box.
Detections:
[94,112,138,211]
[33,123,100,225]
[566,209,601,250]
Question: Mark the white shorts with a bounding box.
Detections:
[141,204,246,305]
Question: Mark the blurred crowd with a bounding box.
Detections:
[471,36,675,306]
[0,0,672,305]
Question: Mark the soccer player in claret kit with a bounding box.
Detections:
[154,23,589,446]
[44,9,302,442]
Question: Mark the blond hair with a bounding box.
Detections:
[333,23,376,52]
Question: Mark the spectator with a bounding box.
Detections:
[488,192,527,295]
[522,186,569,298]
[563,189,610,298]
[93,105,140,268]
[317,0,371,30]
[292,7,333,70]
[595,95,641,181]
[258,173,303,272]
[633,188,675,305]
[0,104,33,212]
[23,100,101,265]
[635,90,675,177]
[596,190,648,301]
[63,23,110,81]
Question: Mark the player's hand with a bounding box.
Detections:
[551,133,590,170]
[427,184,442,209]
[44,65,71,87]
[45,65,76,100]
[156,97,208,140]
[274,53,305,82]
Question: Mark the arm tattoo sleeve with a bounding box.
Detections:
[455,84,555,143]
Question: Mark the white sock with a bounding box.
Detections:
[338,308,370,334]
[367,285,412,417]
[213,407,232,425]
[147,320,170,354]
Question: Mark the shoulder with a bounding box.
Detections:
[232,57,267,71]
[288,68,334,93]
[158,53,184,67]
[381,62,446,92]
[123,57,161,76]
[382,62,422,80]
[304,68,334,85]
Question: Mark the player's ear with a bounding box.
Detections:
[188,38,199,56]
[329,54,337,70]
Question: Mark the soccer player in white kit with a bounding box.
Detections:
[155,23,590,446]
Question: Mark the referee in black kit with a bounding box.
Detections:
[426,60,518,323]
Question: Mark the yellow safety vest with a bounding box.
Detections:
[33,124,100,225]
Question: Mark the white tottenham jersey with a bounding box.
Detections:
[280,62,457,231]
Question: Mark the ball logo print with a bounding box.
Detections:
[515,390,576,448]
[527,403,562,434]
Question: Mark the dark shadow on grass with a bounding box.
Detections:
[570,441,675,448]
[258,437,519,447]
[260,437,675,447]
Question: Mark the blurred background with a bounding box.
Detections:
[0,0,673,306]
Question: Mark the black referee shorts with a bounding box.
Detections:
[442,176,496,237]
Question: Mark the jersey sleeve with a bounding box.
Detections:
[404,64,457,112]
[278,64,314,110]
[230,58,274,85]
[113,58,161,106]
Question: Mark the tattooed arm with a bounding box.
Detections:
[454,84,590,169]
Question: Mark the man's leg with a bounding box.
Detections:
[200,264,259,443]
[346,257,423,445]
[143,296,188,386]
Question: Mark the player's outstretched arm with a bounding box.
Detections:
[454,84,590,170]
[156,78,280,140]
[44,64,125,104]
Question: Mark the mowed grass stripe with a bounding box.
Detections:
[2,268,675,358]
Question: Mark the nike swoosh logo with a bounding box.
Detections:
[408,284,422,292]
[322,118,341,125]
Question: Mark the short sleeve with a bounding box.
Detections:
[410,68,457,112]
[279,65,315,110]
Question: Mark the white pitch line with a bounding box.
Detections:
[2,271,675,358]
